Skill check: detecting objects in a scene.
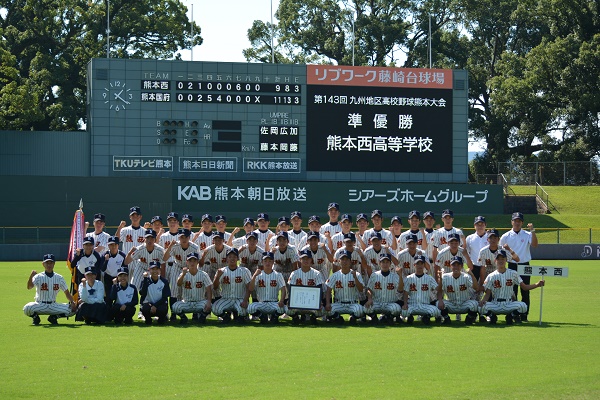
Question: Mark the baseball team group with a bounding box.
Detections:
[23,202,544,326]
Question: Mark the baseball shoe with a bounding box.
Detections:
[464,315,476,325]
[360,316,367,323]
[137,311,144,320]
[157,317,167,325]
[124,318,133,325]
[455,313,461,321]
[487,313,498,324]
[48,315,59,325]
[32,314,41,325]
[442,316,452,325]
[406,315,414,324]
[435,316,443,324]
[191,313,199,322]
[505,314,514,325]
[170,314,178,322]
[197,313,207,323]
[396,316,404,324]
[520,314,529,322]
[270,315,280,324]
[179,314,188,325]
[336,315,345,324]
[220,312,231,324]
[113,318,122,325]
[310,315,318,325]
[421,315,431,325]
[291,315,300,325]
[145,318,153,325]
[349,316,358,324]
[235,316,247,324]
[260,314,269,324]
[479,315,487,323]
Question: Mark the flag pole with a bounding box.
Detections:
[538,270,545,326]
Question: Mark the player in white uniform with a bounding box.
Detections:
[71,235,103,286]
[212,248,252,323]
[480,250,545,324]
[266,217,293,250]
[125,229,166,291]
[364,253,402,323]
[288,211,307,249]
[333,233,367,275]
[432,209,466,262]
[117,206,146,287]
[328,213,354,253]
[363,231,397,276]
[398,210,427,252]
[355,213,370,244]
[320,202,343,237]
[465,216,489,287]
[396,234,429,279]
[288,249,326,324]
[478,229,520,278]
[228,217,255,248]
[434,233,474,277]
[163,229,199,321]
[297,215,329,250]
[172,252,213,324]
[88,213,110,255]
[422,211,437,263]
[389,215,403,244]
[253,213,274,250]
[402,255,441,323]
[159,212,182,320]
[24,254,77,325]
[214,214,232,242]
[272,231,299,286]
[299,231,334,287]
[238,232,265,275]
[247,252,287,323]
[181,213,194,231]
[102,236,127,302]
[199,232,231,295]
[438,256,479,325]
[325,250,365,323]
[194,214,216,251]
[362,210,396,251]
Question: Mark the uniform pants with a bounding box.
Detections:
[480,300,527,315]
[76,302,107,323]
[172,300,209,314]
[108,304,136,322]
[130,264,148,291]
[508,262,530,315]
[402,303,441,318]
[287,307,322,317]
[440,300,478,314]
[23,302,75,317]
[167,264,183,299]
[103,274,117,302]
[330,303,364,318]
[364,302,402,317]
[141,302,168,320]
[247,301,285,316]
[212,298,247,317]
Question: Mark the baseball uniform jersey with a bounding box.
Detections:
[23,272,75,317]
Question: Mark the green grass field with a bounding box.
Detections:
[2,260,599,399]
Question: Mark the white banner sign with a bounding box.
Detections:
[517,265,569,278]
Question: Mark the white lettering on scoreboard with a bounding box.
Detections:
[113,156,173,171]
[178,185,307,202]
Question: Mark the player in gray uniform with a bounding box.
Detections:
[172,252,213,324]
[117,206,146,288]
[438,256,479,325]
[325,250,365,323]
[246,252,287,324]
[88,213,110,255]
[288,249,325,324]
[402,255,441,324]
[288,211,307,249]
[212,248,252,323]
[364,253,402,324]
[24,254,77,325]
[254,213,274,250]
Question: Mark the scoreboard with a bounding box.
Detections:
[87,59,468,182]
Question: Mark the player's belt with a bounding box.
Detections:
[496,299,506,302]
[41,301,55,304]
[338,301,356,304]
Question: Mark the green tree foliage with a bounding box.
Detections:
[0,0,201,131]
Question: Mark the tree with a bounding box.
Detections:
[0,0,201,131]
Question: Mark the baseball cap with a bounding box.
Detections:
[257,213,269,221]
[308,215,320,224]
[215,215,226,223]
[343,232,356,242]
[405,234,418,244]
[356,213,368,222]
[150,215,163,224]
[179,229,192,237]
[82,236,94,245]
[408,210,420,219]
[307,231,319,240]
[213,232,225,240]
[371,209,383,218]
[298,249,312,259]
[278,216,291,225]
[414,254,426,263]
[116,267,129,276]
[43,254,56,262]
[166,212,179,221]
[243,217,255,226]
[182,214,193,222]
[246,232,259,240]
[487,229,500,237]
[328,202,340,211]
[201,214,213,223]
[379,253,392,261]
[186,252,200,260]
[277,231,289,240]
[442,209,454,218]
[226,248,239,257]
[341,214,353,223]
[371,232,382,241]
[450,256,463,265]
[447,233,460,242]
[290,211,302,219]
[496,249,508,258]
[512,212,524,221]
[262,251,274,260]
[423,211,435,219]
[129,206,141,215]
[338,249,352,259]
[93,213,105,222]
[84,266,96,275]
[148,261,161,269]
[144,229,156,238]
[108,236,120,244]
[391,215,402,224]
[474,216,486,224]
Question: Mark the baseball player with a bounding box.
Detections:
[479,250,544,324]
[116,206,146,288]
[332,233,367,276]
[361,210,396,250]
[288,211,307,249]
[363,231,397,276]
[159,212,182,320]
[228,217,255,248]
[499,212,538,322]
[364,253,403,324]
[355,213,370,239]
[102,236,127,302]
[125,229,166,291]
[328,213,354,253]
[139,261,171,325]
[199,232,231,289]
[24,254,77,325]
[238,232,265,276]
[398,211,427,252]
[254,213,274,250]
[438,256,479,325]
[163,229,199,321]
[434,233,474,277]
[396,234,429,279]
[272,231,299,285]
[88,213,110,255]
[432,209,466,262]
[478,229,520,278]
[297,215,328,249]
[193,214,216,251]
[247,252,287,324]
[181,214,194,231]
[212,248,252,323]
[288,249,326,324]
[71,235,103,286]
[214,214,231,241]
[402,255,441,324]
[422,211,437,263]
[172,252,213,324]
[108,267,138,325]
[389,215,404,243]
[465,216,489,285]
[299,230,334,286]
[320,202,343,237]
[149,215,165,240]
[266,217,293,250]
[76,267,107,324]
[325,250,365,323]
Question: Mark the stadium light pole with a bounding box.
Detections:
[270,0,274,63]
[106,0,110,58]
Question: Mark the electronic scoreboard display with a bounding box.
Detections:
[87,59,468,182]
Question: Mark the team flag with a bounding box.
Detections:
[67,199,86,300]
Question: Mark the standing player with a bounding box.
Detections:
[438,256,479,325]
[320,202,342,237]
[88,213,110,255]
[139,261,171,325]
[288,211,307,249]
[159,212,181,319]
[246,252,287,324]
[181,214,194,231]
[465,216,489,286]
[288,249,325,325]
[398,211,427,252]
[71,235,103,286]
[480,250,544,324]
[297,215,328,249]
[363,232,397,276]
[102,236,127,302]
[499,212,538,321]
[422,211,437,264]
[434,233,474,277]
[149,215,165,240]
[300,231,334,287]
[199,232,231,288]
[328,214,354,253]
[254,213,274,250]
[212,248,252,323]
[194,214,216,251]
[272,231,300,285]
[389,215,404,244]
[333,233,367,275]
[325,250,365,324]
[227,217,255,248]
[364,253,402,324]
[266,217,293,250]
[361,210,395,250]
[172,252,213,324]
[163,229,199,321]
[117,206,146,288]
[108,267,138,325]
[396,234,429,280]
[238,232,264,276]
[402,255,441,324]
[432,209,466,263]
[125,229,166,294]
[214,215,231,242]
[478,229,520,279]
[24,254,77,325]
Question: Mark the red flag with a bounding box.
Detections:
[67,200,85,297]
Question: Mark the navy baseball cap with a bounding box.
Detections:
[243,217,255,226]
[151,216,163,224]
[496,249,508,258]
[43,254,56,262]
[262,251,274,260]
[391,215,402,224]
[149,261,161,269]
[512,212,524,221]
[450,256,463,265]
[246,232,258,240]
[423,211,435,219]
[215,215,226,223]
[167,212,179,221]
[408,210,420,219]
[379,253,392,261]
[356,213,368,222]
[488,229,500,237]
[182,214,194,222]
[213,232,225,240]
[371,232,382,241]
[308,215,321,224]
[180,229,192,237]
[226,248,239,257]
[448,233,460,242]
[277,231,289,240]
[414,254,426,263]
[93,213,105,222]
[474,216,486,224]
[257,213,269,221]
[307,231,319,240]
[278,216,291,225]
[338,249,352,259]
[298,249,312,259]
[144,229,156,238]
[343,232,356,242]
[129,206,141,215]
[341,213,353,223]
[442,209,454,218]
[82,236,94,244]
[290,211,302,219]
[371,209,383,218]
[116,267,129,276]
[328,202,340,210]
[186,252,200,260]
[202,214,213,222]
[108,236,120,244]
[84,266,96,275]
[405,234,418,244]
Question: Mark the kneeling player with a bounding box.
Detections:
[287,249,325,325]
[479,250,544,324]
[76,267,107,324]
[438,256,479,325]
[364,253,402,324]
[247,252,286,324]
[139,261,171,325]
[402,255,441,324]
[212,248,252,323]
[172,252,213,324]
[325,250,365,324]
[108,267,138,324]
